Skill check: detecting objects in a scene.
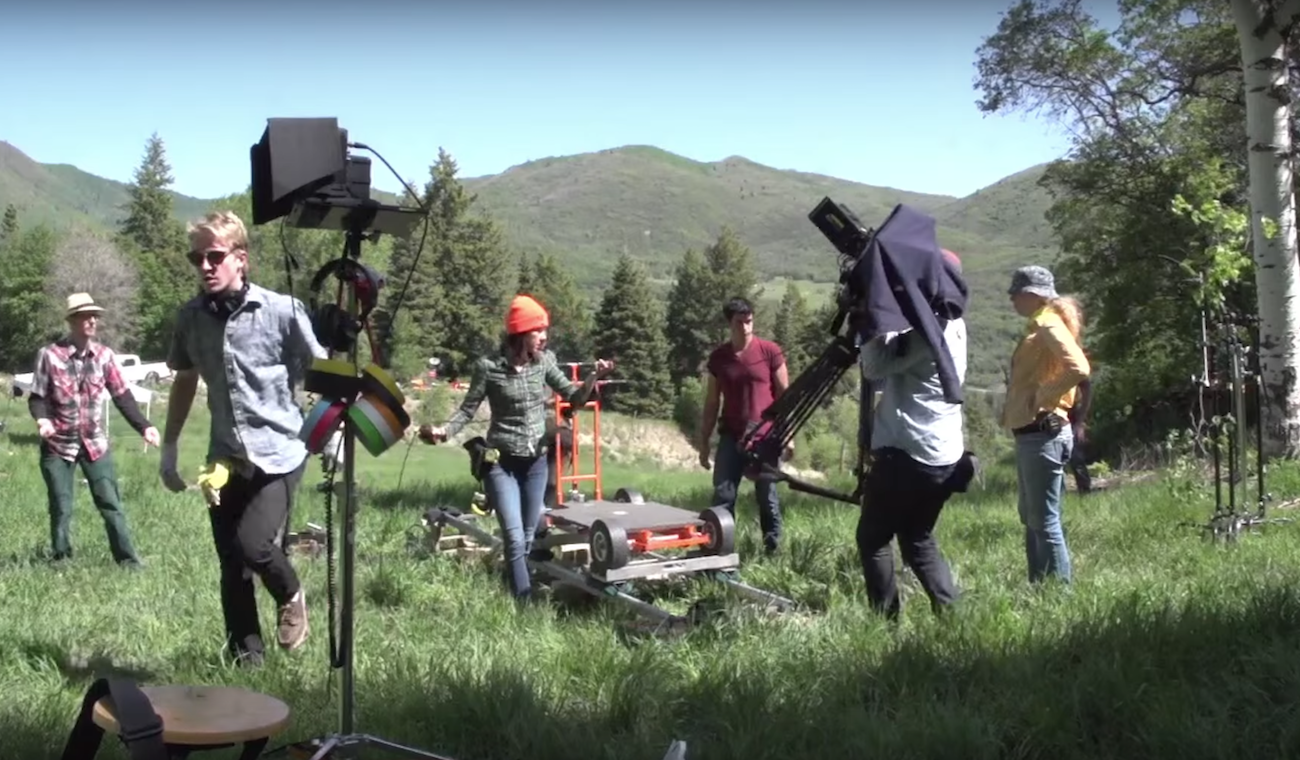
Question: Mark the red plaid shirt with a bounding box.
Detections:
[30,340,132,462]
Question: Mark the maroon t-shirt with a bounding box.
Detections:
[707,337,785,438]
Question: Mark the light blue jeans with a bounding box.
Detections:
[483,453,550,598]
[1015,426,1074,584]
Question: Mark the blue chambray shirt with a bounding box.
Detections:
[167,283,327,476]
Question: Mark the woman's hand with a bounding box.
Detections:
[594,359,616,378]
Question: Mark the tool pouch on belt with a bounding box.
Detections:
[462,436,499,482]
[1013,412,1064,437]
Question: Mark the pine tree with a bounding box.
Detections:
[0,224,58,370]
[663,247,717,388]
[773,282,814,375]
[424,149,513,375]
[592,254,673,418]
[516,252,534,293]
[702,226,761,315]
[116,133,189,357]
[378,178,443,378]
[525,252,591,362]
[1,204,17,242]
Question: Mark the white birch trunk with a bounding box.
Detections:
[1230,0,1300,457]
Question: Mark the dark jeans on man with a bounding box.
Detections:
[856,447,961,619]
[210,461,305,661]
[713,432,782,553]
[483,452,550,598]
[39,443,141,566]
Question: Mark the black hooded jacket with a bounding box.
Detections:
[847,203,968,404]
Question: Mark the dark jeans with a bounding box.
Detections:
[713,433,782,552]
[210,461,304,659]
[856,447,960,619]
[39,444,140,565]
[483,452,550,598]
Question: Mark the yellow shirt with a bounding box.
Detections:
[1000,305,1091,431]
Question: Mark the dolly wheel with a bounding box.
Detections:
[590,519,630,572]
[614,487,645,505]
[699,506,736,556]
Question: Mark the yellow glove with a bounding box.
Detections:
[197,461,231,507]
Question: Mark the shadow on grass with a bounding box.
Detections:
[366,481,477,512]
[3,431,41,449]
[9,583,1300,759]
[373,583,1300,759]
[14,638,161,686]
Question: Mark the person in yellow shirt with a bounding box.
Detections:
[1001,266,1090,584]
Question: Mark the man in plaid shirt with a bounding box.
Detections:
[27,293,161,567]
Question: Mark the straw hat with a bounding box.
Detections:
[65,292,105,318]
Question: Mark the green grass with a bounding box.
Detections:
[4,394,1300,760]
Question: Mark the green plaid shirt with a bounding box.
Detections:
[444,349,585,458]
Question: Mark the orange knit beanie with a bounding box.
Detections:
[506,294,549,335]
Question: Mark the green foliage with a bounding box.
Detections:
[384,150,514,378]
[114,134,192,359]
[517,251,592,363]
[772,282,815,375]
[662,228,764,390]
[664,248,717,388]
[973,0,1259,462]
[1,203,17,241]
[1169,187,1252,315]
[592,254,674,418]
[0,223,58,370]
[9,400,1300,759]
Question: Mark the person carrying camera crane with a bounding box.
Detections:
[421,294,614,602]
[159,211,325,667]
[855,248,973,619]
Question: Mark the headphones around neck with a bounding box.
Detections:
[308,257,385,354]
[204,281,250,318]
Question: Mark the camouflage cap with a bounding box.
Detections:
[1007,265,1058,299]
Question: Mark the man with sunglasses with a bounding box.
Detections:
[160,210,325,667]
[28,292,159,568]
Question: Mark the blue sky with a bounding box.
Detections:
[1,0,1096,201]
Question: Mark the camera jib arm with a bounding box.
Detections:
[736,198,886,506]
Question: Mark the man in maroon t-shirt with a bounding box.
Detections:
[698,297,790,554]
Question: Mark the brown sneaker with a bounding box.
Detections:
[277,591,309,651]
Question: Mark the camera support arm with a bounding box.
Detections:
[738,332,866,505]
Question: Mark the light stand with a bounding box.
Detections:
[276,223,457,760]
[1186,307,1292,543]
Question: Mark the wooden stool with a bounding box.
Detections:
[93,685,291,760]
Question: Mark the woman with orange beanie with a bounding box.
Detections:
[423,294,614,601]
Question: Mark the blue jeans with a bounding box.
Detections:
[1015,426,1074,583]
[483,453,550,598]
[713,433,782,552]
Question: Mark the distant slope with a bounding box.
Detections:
[0,141,1062,387]
[0,141,210,229]
[931,163,1055,250]
[459,146,965,286]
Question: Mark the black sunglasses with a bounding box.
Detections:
[188,249,236,267]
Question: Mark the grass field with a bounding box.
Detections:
[4,394,1300,760]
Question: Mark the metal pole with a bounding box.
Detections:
[339,228,362,735]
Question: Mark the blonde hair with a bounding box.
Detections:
[1046,295,1084,340]
[187,211,249,252]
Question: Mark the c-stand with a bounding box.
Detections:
[1185,306,1291,543]
[275,222,456,760]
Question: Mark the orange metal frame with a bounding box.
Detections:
[628,527,709,553]
[553,362,602,504]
